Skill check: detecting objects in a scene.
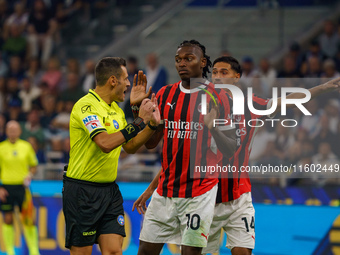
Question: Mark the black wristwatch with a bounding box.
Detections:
[147,122,158,130]
[133,117,146,130]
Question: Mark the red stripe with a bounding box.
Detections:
[168,91,186,197]
[252,94,269,105]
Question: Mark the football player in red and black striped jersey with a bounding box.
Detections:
[203,56,340,255]
[132,40,236,255]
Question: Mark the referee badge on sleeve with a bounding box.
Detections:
[117,215,125,226]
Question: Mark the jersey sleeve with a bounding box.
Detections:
[156,86,166,122]
[27,143,38,167]
[252,94,271,119]
[72,102,107,140]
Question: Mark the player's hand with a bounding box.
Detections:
[132,188,154,214]
[323,77,340,92]
[204,103,219,130]
[0,187,8,202]
[139,96,156,124]
[130,70,152,105]
[150,94,161,126]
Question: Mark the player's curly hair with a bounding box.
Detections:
[178,40,212,78]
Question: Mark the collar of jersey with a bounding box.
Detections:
[89,89,117,108]
[179,80,209,94]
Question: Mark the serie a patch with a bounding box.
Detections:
[113,120,119,129]
[117,215,125,226]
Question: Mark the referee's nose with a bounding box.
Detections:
[126,79,131,88]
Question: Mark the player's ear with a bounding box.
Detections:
[234,73,241,84]
[201,57,207,68]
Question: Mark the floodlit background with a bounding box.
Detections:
[0,0,339,254]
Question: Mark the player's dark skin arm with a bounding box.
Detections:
[209,128,236,158]
[204,106,236,158]
[132,168,161,214]
[272,77,340,116]
[145,125,164,149]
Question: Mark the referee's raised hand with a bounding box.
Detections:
[130,70,152,105]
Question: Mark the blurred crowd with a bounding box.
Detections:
[230,19,340,185]
[0,0,168,180]
[0,0,339,185]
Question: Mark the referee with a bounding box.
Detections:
[0,120,40,255]
[63,57,160,255]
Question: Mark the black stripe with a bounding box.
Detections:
[90,128,106,139]
[173,93,189,197]
[216,181,223,203]
[89,91,100,102]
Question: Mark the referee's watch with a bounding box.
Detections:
[133,117,146,131]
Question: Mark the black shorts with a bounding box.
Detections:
[0,185,25,212]
[62,176,126,249]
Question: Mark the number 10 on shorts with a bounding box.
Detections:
[186,214,201,230]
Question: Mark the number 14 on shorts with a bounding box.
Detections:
[241,216,255,232]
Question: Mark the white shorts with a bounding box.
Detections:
[139,184,218,247]
[202,192,255,254]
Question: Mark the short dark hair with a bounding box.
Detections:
[213,56,243,77]
[95,57,126,86]
[178,39,212,78]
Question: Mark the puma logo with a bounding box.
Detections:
[167,102,175,109]
[201,233,209,241]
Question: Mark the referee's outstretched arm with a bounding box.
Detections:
[94,96,160,154]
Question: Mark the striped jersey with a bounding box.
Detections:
[216,94,270,203]
[156,81,232,198]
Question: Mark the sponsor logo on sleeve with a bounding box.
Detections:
[82,115,103,133]
[81,105,92,113]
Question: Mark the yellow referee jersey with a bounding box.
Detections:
[67,89,127,183]
[0,139,38,185]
